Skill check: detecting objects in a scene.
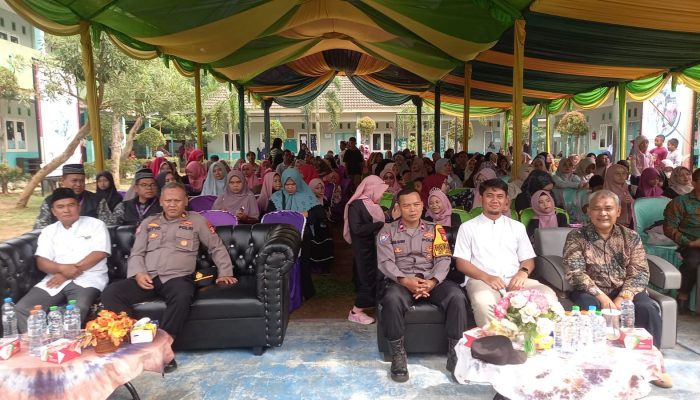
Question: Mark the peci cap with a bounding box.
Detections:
[470,335,527,366]
[49,187,79,207]
[134,169,155,184]
[62,164,85,176]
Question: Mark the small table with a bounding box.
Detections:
[0,330,174,400]
[454,338,663,400]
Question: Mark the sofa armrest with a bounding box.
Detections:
[646,254,681,290]
[535,255,572,293]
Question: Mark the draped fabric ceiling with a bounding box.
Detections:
[8,0,700,116]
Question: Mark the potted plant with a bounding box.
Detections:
[82,310,135,353]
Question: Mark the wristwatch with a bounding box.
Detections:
[519,267,531,277]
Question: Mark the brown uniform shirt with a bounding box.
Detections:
[376,219,452,283]
[128,211,234,282]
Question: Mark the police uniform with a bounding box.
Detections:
[376,219,468,342]
[101,211,234,337]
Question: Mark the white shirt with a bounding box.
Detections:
[666,149,681,168]
[453,213,535,285]
[34,216,111,296]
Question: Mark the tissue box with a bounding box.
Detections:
[41,339,81,364]
[619,328,653,350]
[463,328,487,348]
[130,318,158,344]
[0,337,20,360]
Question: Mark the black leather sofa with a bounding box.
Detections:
[376,225,475,359]
[0,223,301,355]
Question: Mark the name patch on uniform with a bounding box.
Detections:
[390,240,405,245]
[379,233,390,244]
[178,225,194,231]
[432,225,452,258]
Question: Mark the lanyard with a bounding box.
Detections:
[136,199,155,219]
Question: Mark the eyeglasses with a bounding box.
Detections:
[138,183,157,188]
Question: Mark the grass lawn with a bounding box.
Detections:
[0,192,44,242]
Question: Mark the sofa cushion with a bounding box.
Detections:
[405,302,445,324]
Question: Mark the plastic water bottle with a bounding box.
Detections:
[2,297,18,338]
[594,310,607,345]
[554,318,563,350]
[570,306,582,351]
[620,294,635,331]
[33,305,48,340]
[579,310,592,348]
[63,305,80,340]
[559,312,574,356]
[27,310,43,357]
[47,306,64,341]
[68,299,81,328]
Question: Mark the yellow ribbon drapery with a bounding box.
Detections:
[463,63,471,153]
[79,22,104,171]
[512,19,525,177]
[194,65,204,150]
[617,83,627,160]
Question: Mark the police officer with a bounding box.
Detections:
[34,164,101,229]
[377,188,468,383]
[101,182,237,372]
[100,169,162,225]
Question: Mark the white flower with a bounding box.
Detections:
[509,294,528,309]
[519,302,540,324]
[536,318,555,336]
[550,302,565,318]
[501,319,519,333]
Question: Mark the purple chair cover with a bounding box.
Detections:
[199,210,238,227]
[117,191,126,199]
[324,182,334,203]
[261,211,306,312]
[189,195,217,212]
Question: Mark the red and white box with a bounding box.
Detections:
[0,337,20,360]
[463,328,488,348]
[619,328,653,350]
[41,339,82,364]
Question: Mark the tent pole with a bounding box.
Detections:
[618,82,627,161]
[512,19,526,178]
[263,99,272,158]
[194,65,203,150]
[238,85,246,160]
[434,82,441,156]
[463,64,471,153]
[413,96,423,157]
[545,111,551,155]
[79,23,103,171]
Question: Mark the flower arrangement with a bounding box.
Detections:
[82,310,136,348]
[484,289,564,355]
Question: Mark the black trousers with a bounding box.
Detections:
[101,276,195,338]
[570,289,662,348]
[679,247,700,294]
[380,279,468,341]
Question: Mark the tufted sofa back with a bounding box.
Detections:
[0,231,42,302]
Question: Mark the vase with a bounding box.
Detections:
[95,338,118,354]
[523,330,537,357]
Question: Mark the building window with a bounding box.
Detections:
[627,109,631,118]
[17,107,21,115]
[0,32,7,41]
[10,35,18,44]
[347,122,352,129]
[375,122,379,129]
[27,108,31,116]
[0,18,4,27]
[602,113,605,121]
[599,124,612,149]
[224,133,240,152]
[22,26,26,35]
[634,108,638,117]
[386,122,390,129]
[338,123,343,129]
[301,122,306,130]
[5,120,27,150]
[312,122,316,130]
[11,22,16,31]
[372,133,393,151]
[309,134,318,151]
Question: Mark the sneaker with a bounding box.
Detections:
[651,373,673,389]
[164,359,178,373]
[348,309,375,325]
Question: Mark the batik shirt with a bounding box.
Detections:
[663,192,700,247]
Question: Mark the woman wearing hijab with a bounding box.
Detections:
[213,170,259,223]
[435,158,461,190]
[469,168,498,210]
[536,152,553,172]
[344,175,389,325]
[574,158,596,183]
[425,188,460,228]
[306,177,334,274]
[463,156,477,185]
[380,167,401,194]
[201,161,227,196]
[634,167,664,199]
[184,149,206,195]
[508,164,533,200]
[664,166,694,199]
[268,168,325,299]
[95,171,122,212]
[515,170,555,212]
[151,156,166,176]
[552,158,585,189]
[257,171,281,215]
[156,169,182,190]
[629,136,653,183]
[240,162,260,192]
[407,157,427,181]
[603,164,634,228]
[526,190,568,240]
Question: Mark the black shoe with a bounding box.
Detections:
[164,359,177,373]
[446,338,460,380]
[388,337,409,383]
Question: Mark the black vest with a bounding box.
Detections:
[122,197,163,226]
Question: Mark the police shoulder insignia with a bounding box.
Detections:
[379,232,390,244]
[208,223,216,234]
[432,224,452,257]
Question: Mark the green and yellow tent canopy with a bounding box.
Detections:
[8,0,700,112]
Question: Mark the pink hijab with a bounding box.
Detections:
[185,160,207,192]
[309,178,325,202]
[240,163,259,189]
[379,167,401,194]
[343,175,388,244]
[604,164,633,227]
[426,188,453,226]
[638,167,663,198]
[257,172,279,213]
[530,190,558,229]
[472,168,498,208]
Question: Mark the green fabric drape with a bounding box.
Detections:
[348,76,413,106]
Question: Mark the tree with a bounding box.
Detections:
[270,120,286,142]
[446,117,473,151]
[556,111,589,156]
[301,77,343,138]
[0,162,26,194]
[357,116,376,137]
[135,127,166,149]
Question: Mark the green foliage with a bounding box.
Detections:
[206,87,239,138]
[84,158,144,180]
[270,120,286,142]
[160,114,219,144]
[0,66,20,99]
[136,127,166,149]
[0,162,27,194]
[446,117,474,148]
[357,116,376,136]
[300,77,343,132]
[556,111,589,137]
